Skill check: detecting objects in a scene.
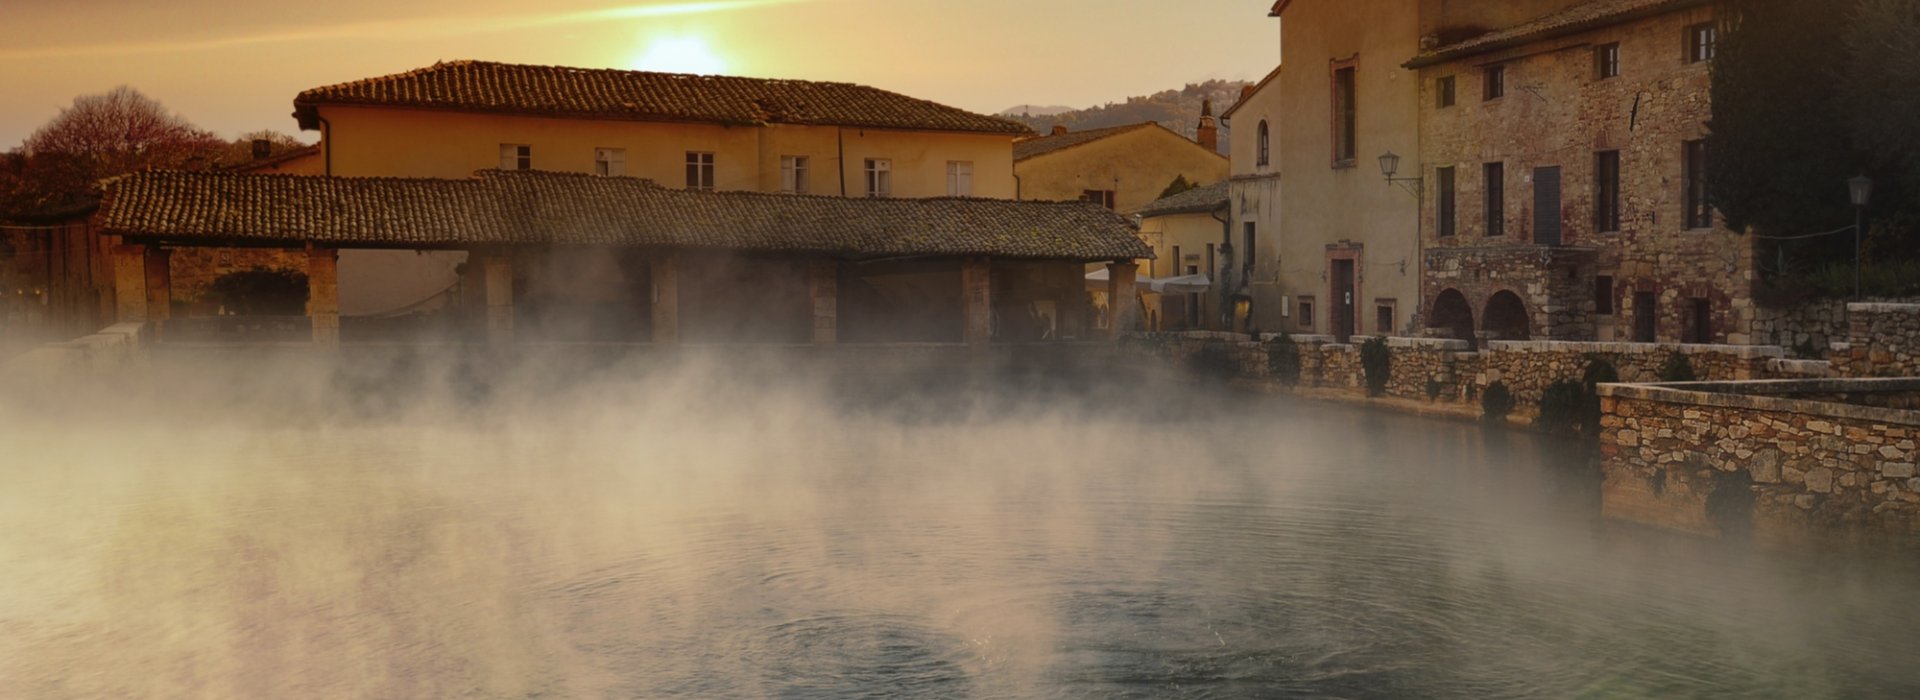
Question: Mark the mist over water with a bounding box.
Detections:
[3,350,1919,698]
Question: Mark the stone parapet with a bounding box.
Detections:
[1833,303,1920,377]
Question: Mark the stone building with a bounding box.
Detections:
[1011,110,1228,214]
[1407,0,1755,344]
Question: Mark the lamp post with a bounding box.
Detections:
[1849,175,1873,299]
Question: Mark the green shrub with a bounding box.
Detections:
[1658,353,1698,382]
[1578,356,1620,436]
[1359,336,1391,397]
[1265,333,1302,386]
[1536,380,1586,435]
[1482,381,1515,423]
[1192,340,1239,381]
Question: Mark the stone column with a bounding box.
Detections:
[809,259,837,344]
[962,257,992,349]
[1106,261,1139,339]
[307,245,340,347]
[111,242,148,324]
[483,251,514,345]
[650,251,680,345]
[143,247,172,323]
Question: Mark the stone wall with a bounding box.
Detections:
[1832,303,1920,378]
[1598,379,1920,539]
[1751,298,1920,358]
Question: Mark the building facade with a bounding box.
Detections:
[1135,181,1229,331]
[289,60,1032,314]
[1011,114,1228,214]
[1409,0,1755,344]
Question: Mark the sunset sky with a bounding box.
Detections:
[0,0,1281,147]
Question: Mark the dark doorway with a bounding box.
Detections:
[1533,166,1562,246]
[1429,289,1477,348]
[1633,291,1657,342]
[1484,290,1531,340]
[1331,259,1356,341]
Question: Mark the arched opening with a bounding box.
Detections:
[1484,290,1532,341]
[1256,121,1270,166]
[1428,288,1476,348]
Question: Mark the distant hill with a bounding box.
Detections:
[1000,104,1075,117]
[1001,80,1252,155]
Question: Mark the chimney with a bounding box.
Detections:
[251,138,272,160]
[1195,99,1219,153]
[1050,124,1069,136]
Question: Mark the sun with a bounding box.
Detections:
[630,36,728,74]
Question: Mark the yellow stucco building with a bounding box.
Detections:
[288,60,1033,313]
[1135,181,1230,331]
[1011,118,1227,214]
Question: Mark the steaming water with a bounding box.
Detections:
[3,357,1919,698]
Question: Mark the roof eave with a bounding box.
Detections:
[1404,0,1711,69]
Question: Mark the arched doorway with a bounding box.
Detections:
[1484,290,1532,341]
[1428,288,1476,347]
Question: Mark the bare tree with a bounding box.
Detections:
[5,87,223,219]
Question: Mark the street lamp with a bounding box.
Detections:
[1378,150,1421,198]
[1849,175,1873,299]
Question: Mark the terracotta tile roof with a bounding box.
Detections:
[1406,0,1710,68]
[1012,123,1157,161]
[293,60,1032,136]
[98,170,1151,261]
[1136,180,1229,218]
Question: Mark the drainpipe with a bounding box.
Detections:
[316,115,333,176]
[836,127,847,197]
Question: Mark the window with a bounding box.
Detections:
[946,161,973,196]
[1595,275,1615,315]
[499,144,530,170]
[1298,297,1315,329]
[1256,121,1271,166]
[1082,189,1115,209]
[1595,150,1622,233]
[1684,140,1711,228]
[1243,222,1257,274]
[1332,66,1357,165]
[1436,166,1457,237]
[1484,162,1505,237]
[864,158,891,198]
[1596,43,1621,79]
[1632,291,1657,342]
[1376,301,1396,335]
[1688,23,1717,63]
[1689,297,1714,344]
[1484,65,1506,101]
[685,151,715,190]
[780,155,809,194]
[594,148,625,177]
[1437,76,1456,108]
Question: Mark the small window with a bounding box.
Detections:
[1436,166,1457,237]
[594,148,625,177]
[499,144,530,170]
[946,160,973,196]
[1632,291,1657,342]
[1595,275,1615,315]
[1332,66,1357,165]
[1595,150,1622,233]
[864,158,891,198]
[1243,222,1257,274]
[1688,23,1717,63]
[1595,43,1621,80]
[1683,140,1711,228]
[1688,297,1714,344]
[1484,162,1505,237]
[1298,297,1315,329]
[1437,76,1456,108]
[780,155,809,194]
[1484,65,1506,101]
[1082,189,1116,209]
[685,151,715,190]
[1376,300,1396,335]
[1256,121,1271,167]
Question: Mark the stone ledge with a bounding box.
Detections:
[1385,336,1470,351]
[1846,302,1920,314]
[1766,358,1838,378]
[1599,378,1920,427]
[1485,339,1786,358]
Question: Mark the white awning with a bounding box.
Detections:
[1084,269,1211,294]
